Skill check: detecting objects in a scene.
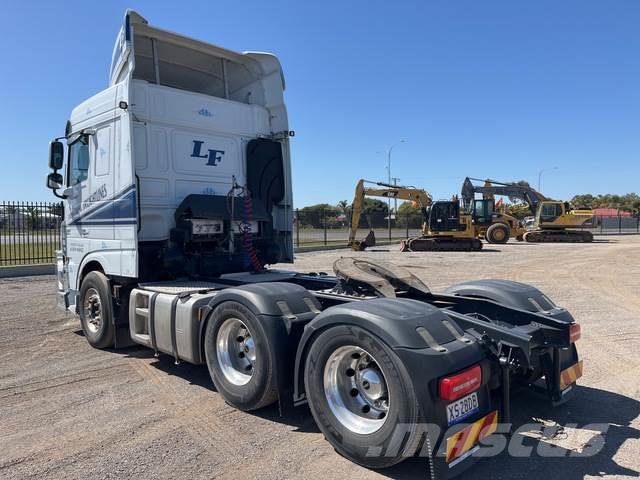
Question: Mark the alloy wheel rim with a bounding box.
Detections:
[83,287,102,334]
[216,318,255,386]
[323,345,390,435]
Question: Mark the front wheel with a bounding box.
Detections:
[304,325,422,469]
[79,271,115,349]
[486,223,510,244]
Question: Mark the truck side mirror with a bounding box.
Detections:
[47,172,64,190]
[49,141,64,170]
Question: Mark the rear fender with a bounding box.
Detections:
[292,298,485,407]
[444,279,574,321]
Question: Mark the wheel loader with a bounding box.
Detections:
[460,179,526,243]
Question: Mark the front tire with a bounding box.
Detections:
[486,223,510,244]
[204,301,278,411]
[304,325,422,469]
[79,271,115,349]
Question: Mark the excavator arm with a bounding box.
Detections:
[461,177,548,214]
[348,179,432,250]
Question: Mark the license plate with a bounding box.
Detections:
[446,392,479,425]
[191,219,223,235]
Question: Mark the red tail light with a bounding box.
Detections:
[569,323,581,343]
[439,365,482,401]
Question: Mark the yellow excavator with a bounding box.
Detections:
[461,177,595,243]
[348,179,482,252]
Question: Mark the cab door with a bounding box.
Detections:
[539,202,563,225]
[472,199,494,225]
[63,134,92,291]
[64,124,116,291]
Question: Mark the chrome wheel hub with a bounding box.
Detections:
[83,288,102,334]
[323,346,390,435]
[216,318,255,386]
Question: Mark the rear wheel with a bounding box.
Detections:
[486,223,510,244]
[204,301,278,411]
[304,325,422,469]
[79,271,115,349]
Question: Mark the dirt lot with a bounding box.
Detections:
[1,235,639,479]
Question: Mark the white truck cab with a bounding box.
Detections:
[47,10,294,313]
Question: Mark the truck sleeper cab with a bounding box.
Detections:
[46,11,583,478]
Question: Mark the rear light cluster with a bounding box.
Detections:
[439,364,482,401]
[569,323,581,343]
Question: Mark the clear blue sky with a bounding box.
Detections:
[1,0,638,206]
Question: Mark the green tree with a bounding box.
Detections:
[356,198,389,228]
[297,203,340,228]
[396,201,424,228]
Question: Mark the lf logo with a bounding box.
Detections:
[191,140,225,166]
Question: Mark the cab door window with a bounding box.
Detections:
[541,203,562,222]
[68,136,90,186]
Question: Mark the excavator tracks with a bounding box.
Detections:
[400,236,483,252]
[523,230,594,243]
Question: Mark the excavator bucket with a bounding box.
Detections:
[350,230,376,251]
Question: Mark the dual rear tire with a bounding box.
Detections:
[204,301,278,411]
[303,325,422,469]
[204,312,422,468]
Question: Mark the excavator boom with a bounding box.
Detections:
[348,179,432,249]
[461,177,548,213]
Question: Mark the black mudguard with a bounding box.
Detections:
[293,297,496,473]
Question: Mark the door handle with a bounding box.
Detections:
[81,228,89,237]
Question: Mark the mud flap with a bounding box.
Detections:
[534,345,580,405]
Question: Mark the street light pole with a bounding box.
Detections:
[391,177,401,219]
[385,140,404,241]
[537,167,558,192]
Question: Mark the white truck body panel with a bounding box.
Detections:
[131,80,272,242]
[55,10,293,310]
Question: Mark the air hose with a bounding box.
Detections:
[241,191,263,271]
[226,179,263,272]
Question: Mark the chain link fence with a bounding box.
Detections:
[0,202,63,266]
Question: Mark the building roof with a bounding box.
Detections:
[592,208,632,217]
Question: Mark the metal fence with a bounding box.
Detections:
[0,203,638,266]
[0,202,63,266]
[294,209,640,247]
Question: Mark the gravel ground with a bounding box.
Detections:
[1,235,639,479]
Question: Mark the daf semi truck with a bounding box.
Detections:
[46,11,583,478]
